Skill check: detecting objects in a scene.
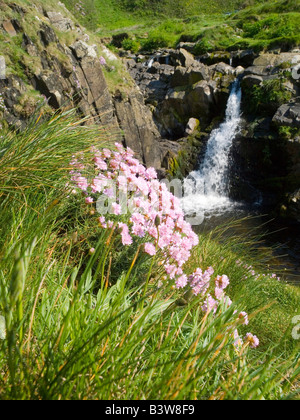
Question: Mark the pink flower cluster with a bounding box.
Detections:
[188,268,233,315]
[69,143,199,287]
[188,266,257,349]
[69,143,259,350]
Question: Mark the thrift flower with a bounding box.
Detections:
[144,242,156,256]
[238,311,249,326]
[245,333,260,349]
[85,197,94,204]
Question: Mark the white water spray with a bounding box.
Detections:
[147,57,155,68]
[182,79,242,217]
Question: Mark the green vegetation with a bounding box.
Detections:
[278,125,300,140]
[243,76,293,116]
[61,0,299,54]
[0,110,299,400]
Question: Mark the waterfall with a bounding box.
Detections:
[147,57,155,68]
[182,79,242,218]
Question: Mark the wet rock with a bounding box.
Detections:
[232,50,258,68]
[199,51,231,66]
[210,62,235,76]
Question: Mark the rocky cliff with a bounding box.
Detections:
[0,1,164,169]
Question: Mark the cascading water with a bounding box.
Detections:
[182,79,242,218]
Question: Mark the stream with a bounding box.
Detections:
[181,79,300,284]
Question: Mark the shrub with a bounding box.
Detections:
[243,77,293,116]
[122,38,141,53]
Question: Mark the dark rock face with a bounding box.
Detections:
[236,52,300,220]
[113,90,162,168]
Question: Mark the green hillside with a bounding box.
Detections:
[62,0,300,53]
[62,0,242,31]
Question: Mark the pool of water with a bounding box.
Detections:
[190,202,300,285]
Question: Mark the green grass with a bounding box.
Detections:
[0,110,299,400]
[185,220,300,355]
[61,0,299,53]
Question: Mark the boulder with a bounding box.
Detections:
[254,53,300,67]
[170,63,208,87]
[273,100,300,128]
[199,51,231,66]
[111,33,129,48]
[242,74,263,89]
[232,49,258,68]
[39,23,59,46]
[170,48,196,68]
[286,189,300,222]
[185,118,199,136]
[176,42,196,52]
[244,66,270,76]
[71,40,98,60]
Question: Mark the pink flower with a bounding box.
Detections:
[94,158,108,171]
[188,267,213,296]
[99,56,107,66]
[131,223,145,238]
[145,167,157,180]
[112,202,122,215]
[115,142,124,152]
[233,329,243,348]
[215,275,230,290]
[99,216,107,228]
[215,287,224,300]
[144,242,156,256]
[221,295,232,309]
[175,274,188,289]
[245,333,259,349]
[85,197,94,204]
[201,295,218,314]
[102,148,111,158]
[118,223,132,246]
[72,175,88,191]
[238,311,249,326]
[91,177,107,193]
